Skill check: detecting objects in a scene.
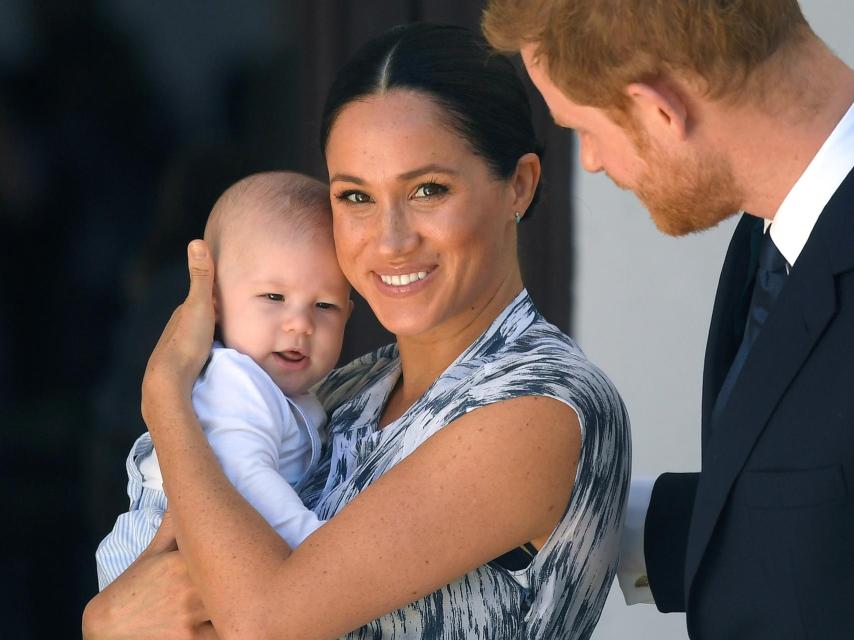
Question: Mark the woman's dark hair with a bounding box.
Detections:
[320,23,543,214]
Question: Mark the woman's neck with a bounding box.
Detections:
[379,275,524,427]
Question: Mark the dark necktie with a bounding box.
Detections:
[711,230,789,424]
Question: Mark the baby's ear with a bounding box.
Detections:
[346,298,354,320]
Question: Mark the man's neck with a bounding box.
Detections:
[710,38,854,220]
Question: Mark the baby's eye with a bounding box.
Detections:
[337,190,372,204]
[315,301,338,310]
[264,293,284,302]
[412,182,448,199]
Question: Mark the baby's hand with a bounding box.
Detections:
[142,240,216,426]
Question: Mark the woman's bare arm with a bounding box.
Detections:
[153,394,579,640]
[82,513,218,640]
[140,241,582,640]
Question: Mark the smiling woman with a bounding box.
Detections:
[83,23,630,640]
[326,90,532,344]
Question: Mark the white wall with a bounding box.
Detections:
[583,2,854,638]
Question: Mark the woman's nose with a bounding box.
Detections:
[281,308,313,335]
[377,205,418,256]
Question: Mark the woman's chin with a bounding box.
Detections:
[374,310,439,339]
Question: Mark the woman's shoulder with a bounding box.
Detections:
[313,343,399,413]
[468,313,624,411]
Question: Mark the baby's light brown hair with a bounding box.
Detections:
[204,171,332,262]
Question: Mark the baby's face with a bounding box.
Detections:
[215,222,351,396]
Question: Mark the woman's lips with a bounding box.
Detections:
[373,266,435,295]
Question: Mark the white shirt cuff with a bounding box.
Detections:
[617,475,656,605]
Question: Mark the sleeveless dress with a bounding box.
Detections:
[300,290,631,639]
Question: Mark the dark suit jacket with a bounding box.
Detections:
[645,169,854,639]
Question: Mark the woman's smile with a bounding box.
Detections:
[374,265,437,295]
[326,90,525,340]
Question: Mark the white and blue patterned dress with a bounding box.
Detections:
[301,290,630,639]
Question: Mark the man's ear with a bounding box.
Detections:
[625,81,689,140]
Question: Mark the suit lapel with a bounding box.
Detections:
[700,214,763,441]
[685,170,854,602]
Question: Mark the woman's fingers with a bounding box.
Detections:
[178,239,216,361]
[142,240,216,410]
[186,240,215,316]
[178,240,216,366]
[82,550,212,640]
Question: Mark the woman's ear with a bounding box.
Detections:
[510,152,542,217]
[624,81,689,141]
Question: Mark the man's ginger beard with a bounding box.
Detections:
[618,116,745,236]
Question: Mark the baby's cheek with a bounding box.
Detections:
[319,322,347,365]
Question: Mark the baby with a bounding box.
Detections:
[96,171,351,589]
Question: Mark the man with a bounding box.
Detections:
[484,1,854,638]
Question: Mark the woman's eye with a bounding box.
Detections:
[413,182,447,198]
[264,293,284,302]
[338,190,371,204]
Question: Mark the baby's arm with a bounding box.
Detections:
[191,350,324,549]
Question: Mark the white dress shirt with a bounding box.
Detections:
[618,99,854,605]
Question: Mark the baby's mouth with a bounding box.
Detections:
[277,350,306,362]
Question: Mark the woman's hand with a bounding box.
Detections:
[142,240,216,429]
[82,513,219,640]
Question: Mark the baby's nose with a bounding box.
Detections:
[282,309,314,335]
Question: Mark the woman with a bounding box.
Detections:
[84,24,629,639]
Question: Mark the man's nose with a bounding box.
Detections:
[579,140,604,174]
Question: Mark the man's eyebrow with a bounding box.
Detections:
[330,164,459,185]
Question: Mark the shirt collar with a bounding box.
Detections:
[768,100,854,266]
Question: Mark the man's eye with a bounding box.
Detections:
[413,182,447,198]
[338,190,371,204]
[264,293,284,302]
[315,301,337,310]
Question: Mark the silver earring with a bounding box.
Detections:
[514,211,522,224]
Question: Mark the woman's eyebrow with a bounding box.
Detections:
[329,164,458,185]
[329,173,365,185]
[396,164,459,180]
